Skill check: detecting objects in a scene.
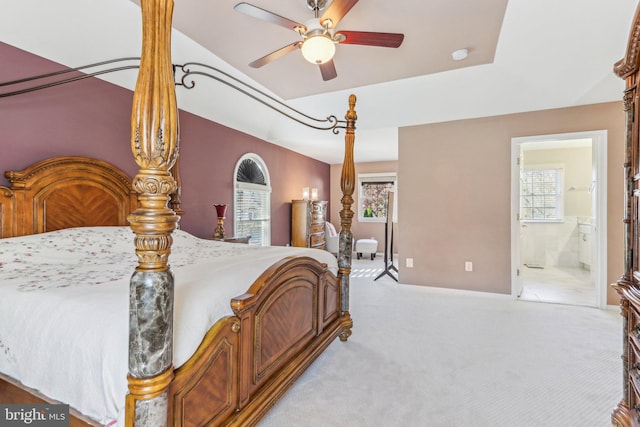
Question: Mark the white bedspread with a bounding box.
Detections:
[0,226,337,425]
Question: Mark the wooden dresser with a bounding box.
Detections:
[612,5,640,426]
[291,200,327,249]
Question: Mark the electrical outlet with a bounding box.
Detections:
[465,261,473,272]
[406,258,414,268]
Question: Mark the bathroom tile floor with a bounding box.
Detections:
[519,265,596,307]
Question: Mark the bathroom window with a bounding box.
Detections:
[358,173,397,222]
[520,167,563,222]
[234,154,271,246]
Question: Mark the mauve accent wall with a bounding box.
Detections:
[0,43,330,244]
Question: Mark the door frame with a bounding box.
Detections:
[510,130,608,308]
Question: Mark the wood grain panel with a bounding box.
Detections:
[179,343,234,426]
[169,317,240,427]
[44,183,123,232]
[255,281,315,380]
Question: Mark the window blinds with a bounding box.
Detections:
[235,185,271,246]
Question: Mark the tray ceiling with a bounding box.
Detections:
[167,0,508,99]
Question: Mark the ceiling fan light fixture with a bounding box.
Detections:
[301,34,336,64]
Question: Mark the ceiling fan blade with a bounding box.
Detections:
[335,31,404,48]
[319,60,337,81]
[320,0,359,29]
[234,2,306,32]
[249,42,301,68]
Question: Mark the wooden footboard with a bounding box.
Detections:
[168,256,352,427]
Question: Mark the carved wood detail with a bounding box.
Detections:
[338,94,356,339]
[614,4,640,425]
[0,186,16,238]
[126,0,179,425]
[615,5,640,79]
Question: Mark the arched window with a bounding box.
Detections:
[234,153,271,246]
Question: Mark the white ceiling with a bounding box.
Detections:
[0,0,637,164]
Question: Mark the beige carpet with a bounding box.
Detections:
[258,256,622,427]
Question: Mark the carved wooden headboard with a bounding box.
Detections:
[0,156,137,238]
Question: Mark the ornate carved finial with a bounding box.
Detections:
[128,0,180,271]
[347,94,357,120]
[340,94,357,231]
[614,6,640,78]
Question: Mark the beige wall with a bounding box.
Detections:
[397,101,624,304]
[330,160,399,252]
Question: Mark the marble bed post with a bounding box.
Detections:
[126,0,180,426]
[338,94,357,341]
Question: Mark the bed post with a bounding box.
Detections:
[337,94,357,341]
[126,0,179,426]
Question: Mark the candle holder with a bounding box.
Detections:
[213,204,227,240]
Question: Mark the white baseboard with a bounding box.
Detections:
[397,283,513,300]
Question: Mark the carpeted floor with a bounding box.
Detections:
[258,256,622,427]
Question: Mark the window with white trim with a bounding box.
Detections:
[234,154,271,246]
[520,167,564,221]
[358,173,397,222]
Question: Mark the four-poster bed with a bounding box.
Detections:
[0,0,358,426]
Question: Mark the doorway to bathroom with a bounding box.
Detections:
[510,131,607,308]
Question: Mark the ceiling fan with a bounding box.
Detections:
[234,0,405,81]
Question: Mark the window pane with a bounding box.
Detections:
[234,155,271,246]
[358,173,397,222]
[361,181,393,218]
[520,168,562,221]
[235,189,270,246]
